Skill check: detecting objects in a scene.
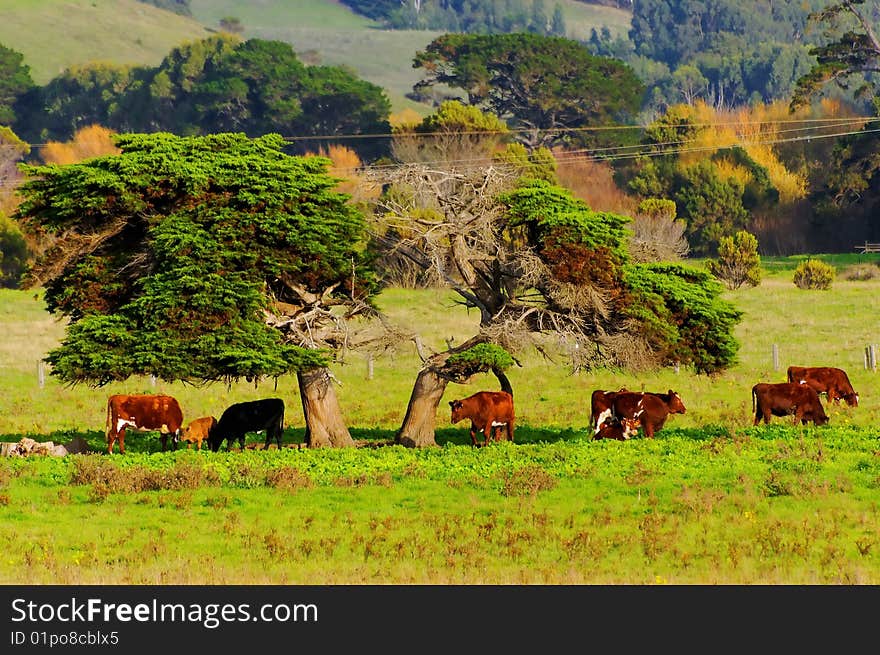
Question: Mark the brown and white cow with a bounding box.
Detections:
[786,366,859,407]
[752,382,829,426]
[589,388,629,434]
[593,414,643,441]
[105,394,184,454]
[449,390,514,446]
[610,390,686,439]
[180,416,217,451]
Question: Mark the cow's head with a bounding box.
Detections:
[667,390,687,414]
[843,392,859,407]
[449,400,464,423]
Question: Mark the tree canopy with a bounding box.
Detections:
[0,43,34,125]
[412,33,644,149]
[15,132,376,388]
[14,36,392,161]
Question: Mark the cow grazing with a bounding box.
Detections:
[752,382,829,426]
[787,366,859,407]
[180,416,217,450]
[208,398,285,452]
[589,388,629,434]
[610,390,686,439]
[449,391,515,446]
[593,414,642,441]
[105,394,184,455]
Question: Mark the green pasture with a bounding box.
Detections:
[0,0,210,85]
[2,254,880,584]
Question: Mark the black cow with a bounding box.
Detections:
[208,398,285,452]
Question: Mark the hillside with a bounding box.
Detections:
[0,0,633,114]
[188,0,632,112]
[0,0,210,85]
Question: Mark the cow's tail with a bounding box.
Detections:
[105,396,112,440]
[751,387,756,416]
[493,367,513,398]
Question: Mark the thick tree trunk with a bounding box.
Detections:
[297,367,355,448]
[396,367,450,448]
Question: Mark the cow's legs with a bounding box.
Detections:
[118,430,125,455]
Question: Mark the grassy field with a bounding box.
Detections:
[0,0,210,85]
[2,254,880,585]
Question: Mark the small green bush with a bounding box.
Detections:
[793,259,835,290]
[706,230,762,290]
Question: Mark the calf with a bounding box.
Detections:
[752,382,829,426]
[180,416,217,450]
[611,389,686,439]
[449,390,514,446]
[208,398,285,452]
[593,415,642,441]
[787,366,859,407]
[105,394,184,454]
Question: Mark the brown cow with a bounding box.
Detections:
[593,415,643,441]
[787,366,859,407]
[180,416,217,450]
[589,388,629,434]
[610,390,686,439]
[105,394,184,454]
[752,382,829,426]
[449,391,515,446]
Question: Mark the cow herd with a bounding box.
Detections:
[104,365,859,453]
[105,394,285,454]
[447,364,859,445]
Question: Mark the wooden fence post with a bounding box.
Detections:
[37,361,45,389]
[772,344,779,371]
[868,344,877,372]
[367,354,374,380]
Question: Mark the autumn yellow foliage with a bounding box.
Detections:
[40,125,120,164]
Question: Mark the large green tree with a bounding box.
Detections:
[790,0,880,242]
[412,33,644,149]
[15,132,377,448]
[0,43,35,126]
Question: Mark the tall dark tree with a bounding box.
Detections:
[790,0,880,242]
[0,43,34,126]
[412,33,644,149]
[791,0,880,109]
[14,133,378,448]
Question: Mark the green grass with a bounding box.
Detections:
[2,255,880,584]
[2,427,879,584]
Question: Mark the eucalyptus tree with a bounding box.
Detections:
[14,132,377,447]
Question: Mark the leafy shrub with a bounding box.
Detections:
[793,259,835,290]
[706,230,762,290]
[628,198,690,263]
